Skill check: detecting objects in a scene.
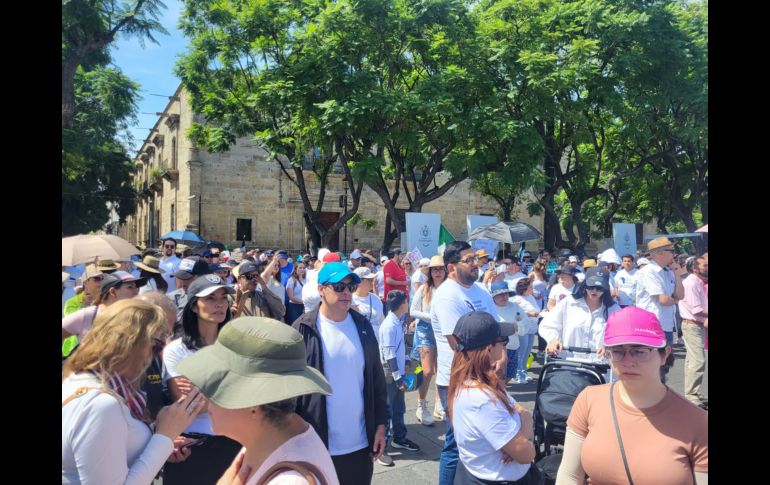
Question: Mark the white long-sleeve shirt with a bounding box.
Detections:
[538,295,620,361]
[410,285,432,322]
[62,373,173,484]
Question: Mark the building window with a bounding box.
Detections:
[236,218,252,242]
[171,203,176,230]
[172,137,177,169]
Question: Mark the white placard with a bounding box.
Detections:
[405,213,441,258]
[467,215,499,258]
[612,223,637,257]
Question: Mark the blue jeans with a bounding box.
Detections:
[517,334,534,374]
[437,385,458,485]
[505,349,519,379]
[410,320,437,360]
[664,331,674,346]
[385,380,407,444]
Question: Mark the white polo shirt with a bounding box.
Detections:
[635,261,676,331]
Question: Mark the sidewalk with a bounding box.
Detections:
[372,345,707,484]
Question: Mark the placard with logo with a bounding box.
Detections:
[405,213,441,258]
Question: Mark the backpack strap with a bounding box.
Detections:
[257,461,328,485]
[61,387,99,408]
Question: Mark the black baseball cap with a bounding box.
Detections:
[452,311,516,352]
[584,267,610,291]
[175,257,212,280]
[559,264,576,276]
[186,274,236,299]
[99,271,146,296]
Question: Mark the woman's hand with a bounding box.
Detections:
[174,376,194,396]
[167,436,193,463]
[217,453,252,485]
[155,388,206,439]
[546,339,562,355]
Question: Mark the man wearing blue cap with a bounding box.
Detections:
[293,262,389,484]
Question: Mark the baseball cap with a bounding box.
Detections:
[568,255,579,263]
[604,307,666,348]
[322,252,341,263]
[584,267,610,291]
[175,257,212,280]
[350,250,362,260]
[234,261,259,279]
[318,262,361,285]
[380,255,389,263]
[489,280,513,297]
[452,311,516,352]
[317,248,331,262]
[636,257,650,267]
[418,257,431,268]
[599,248,621,265]
[100,271,146,296]
[353,267,377,279]
[186,274,236,298]
[278,251,289,260]
[175,317,332,409]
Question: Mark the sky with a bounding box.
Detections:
[110,0,186,156]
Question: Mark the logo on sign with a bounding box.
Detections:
[419,225,432,247]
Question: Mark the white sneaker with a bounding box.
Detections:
[377,452,394,467]
[433,401,446,421]
[416,400,434,426]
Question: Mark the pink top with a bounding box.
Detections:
[678,274,707,322]
[61,305,99,340]
[243,422,340,485]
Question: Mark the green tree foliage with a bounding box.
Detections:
[62,67,139,234]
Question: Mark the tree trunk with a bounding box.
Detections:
[62,59,80,128]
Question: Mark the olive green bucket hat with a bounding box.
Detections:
[176,317,332,409]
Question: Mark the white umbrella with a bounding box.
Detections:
[62,234,141,266]
[695,224,708,233]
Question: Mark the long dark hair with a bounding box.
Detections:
[181,293,232,350]
[572,281,616,318]
[140,269,168,293]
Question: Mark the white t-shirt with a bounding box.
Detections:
[351,293,384,342]
[266,278,286,302]
[316,312,368,455]
[635,261,676,331]
[452,386,531,481]
[285,277,304,303]
[62,305,100,340]
[431,280,498,386]
[302,270,321,313]
[614,268,638,306]
[493,302,523,350]
[503,272,528,291]
[159,255,181,292]
[412,270,427,294]
[375,269,385,298]
[548,283,574,306]
[162,338,214,434]
[62,372,173,484]
[511,295,540,334]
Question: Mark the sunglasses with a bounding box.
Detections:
[324,282,358,293]
[586,286,605,293]
[164,245,176,249]
[241,273,258,280]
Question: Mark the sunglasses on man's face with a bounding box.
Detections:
[324,282,358,293]
[241,273,258,281]
[89,275,104,282]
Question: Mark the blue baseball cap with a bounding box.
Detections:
[318,262,361,285]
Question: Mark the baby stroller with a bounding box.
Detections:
[533,347,610,484]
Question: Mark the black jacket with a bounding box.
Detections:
[292,307,389,450]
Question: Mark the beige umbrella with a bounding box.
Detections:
[695,224,708,233]
[62,234,141,266]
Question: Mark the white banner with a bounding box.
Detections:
[406,247,423,266]
[405,213,441,258]
[612,223,637,257]
[467,215,499,259]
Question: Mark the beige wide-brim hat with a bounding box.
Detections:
[647,237,674,252]
[176,317,332,409]
[134,255,165,274]
[94,259,121,271]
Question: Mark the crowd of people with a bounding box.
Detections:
[61,235,708,484]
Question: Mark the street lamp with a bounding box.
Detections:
[188,194,202,237]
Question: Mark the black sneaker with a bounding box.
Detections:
[391,438,420,452]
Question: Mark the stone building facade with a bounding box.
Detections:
[119,85,652,255]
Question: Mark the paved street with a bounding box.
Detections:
[372,344,707,484]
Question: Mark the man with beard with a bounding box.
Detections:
[159,238,181,291]
[678,256,708,407]
[430,241,499,485]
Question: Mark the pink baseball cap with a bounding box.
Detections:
[604,307,666,348]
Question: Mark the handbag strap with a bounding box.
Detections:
[257,460,327,485]
[609,382,634,485]
[62,387,99,408]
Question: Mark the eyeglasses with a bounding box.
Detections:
[89,275,104,282]
[586,286,605,293]
[606,347,657,362]
[496,337,509,346]
[458,256,479,265]
[164,245,176,249]
[661,248,676,253]
[324,282,358,293]
[430,267,446,272]
[241,273,258,281]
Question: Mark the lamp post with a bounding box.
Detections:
[188,194,202,237]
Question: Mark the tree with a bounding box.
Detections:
[62,67,139,234]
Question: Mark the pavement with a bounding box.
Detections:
[372,342,707,484]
